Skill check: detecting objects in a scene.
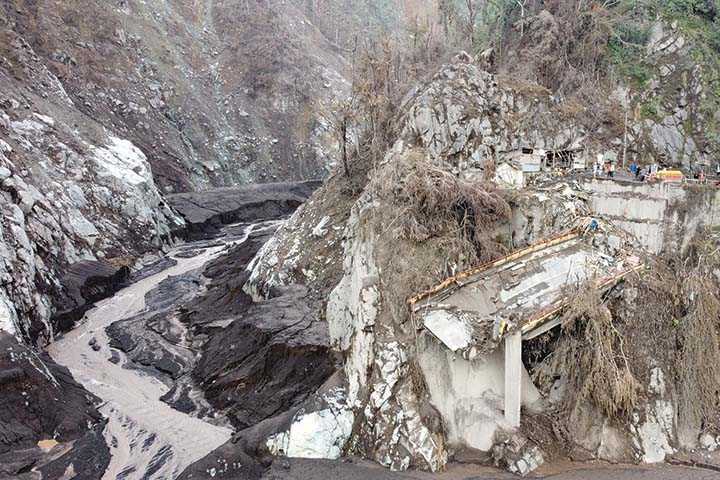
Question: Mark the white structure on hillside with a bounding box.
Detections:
[410,232,640,441]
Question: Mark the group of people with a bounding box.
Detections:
[628,161,657,182]
[592,156,720,184]
[697,162,720,182]
[592,159,615,178]
[592,159,658,182]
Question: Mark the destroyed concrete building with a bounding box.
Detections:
[504,147,587,173]
[405,174,720,470]
[494,147,589,189]
[409,229,641,455]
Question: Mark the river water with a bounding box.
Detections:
[47,224,262,479]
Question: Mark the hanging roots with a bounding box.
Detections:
[626,257,720,430]
[557,284,642,420]
[676,274,720,429]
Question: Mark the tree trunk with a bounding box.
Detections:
[341,118,350,178]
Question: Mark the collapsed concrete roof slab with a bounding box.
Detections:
[411,232,641,359]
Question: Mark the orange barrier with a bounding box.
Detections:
[655,169,684,182]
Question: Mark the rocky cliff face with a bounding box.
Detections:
[228,57,720,475]
[238,61,585,472]
[0,0,348,193]
[629,21,709,167]
[495,5,719,171]
[0,0,351,345]
[0,56,184,344]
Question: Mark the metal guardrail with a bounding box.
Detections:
[519,263,644,338]
[407,229,580,309]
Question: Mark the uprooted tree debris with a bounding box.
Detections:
[532,245,720,453]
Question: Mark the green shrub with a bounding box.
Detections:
[663,0,718,18]
[640,99,663,120]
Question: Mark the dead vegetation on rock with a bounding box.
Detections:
[623,250,720,432]
[537,245,720,440]
[676,273,720,430]
[555,284,642,421]
[378,152,512,264]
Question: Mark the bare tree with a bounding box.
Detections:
[337,101,353,178]
[515,0,527,37]
[464,0,478,42]
[438,0,452,38]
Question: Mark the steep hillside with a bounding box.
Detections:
[490,0,720,170]
[0,34,184,344]
[236,59,599,473]
[181,54,720,477]
[0,0,349,192]
[0,0,356,345]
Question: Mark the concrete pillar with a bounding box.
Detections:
[504,331,522,428]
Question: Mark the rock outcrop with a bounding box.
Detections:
[224,58,720,476]
[53,260,131,333]
[0,66,184,344]
[496,6,718,171]
[181,224,338,430]
[630,21,714,169]
[0,332,109,479]
[167,181,322,239]
[241,62,592,473]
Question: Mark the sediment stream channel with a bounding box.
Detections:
[47,223,265,479]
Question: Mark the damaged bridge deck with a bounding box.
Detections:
[411,231,641,353]
[410,231,642,428]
